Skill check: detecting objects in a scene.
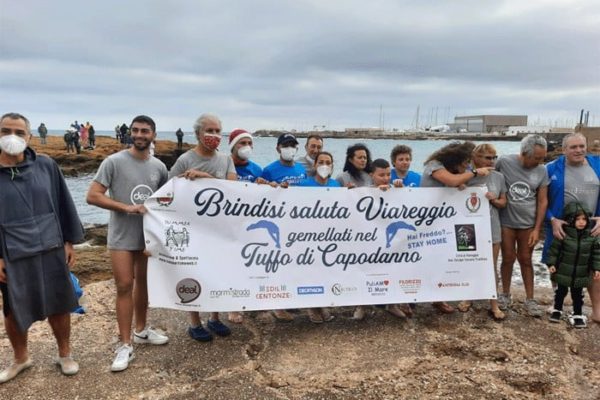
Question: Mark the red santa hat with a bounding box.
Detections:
[228,128,253,151]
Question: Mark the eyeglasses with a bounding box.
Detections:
[204,129,221,134]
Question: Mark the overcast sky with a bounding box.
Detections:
[1,0,598,132]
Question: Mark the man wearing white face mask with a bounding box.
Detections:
[229,128,263,183]
[261,133,306,187]
[169,113,238,340]
[0,113,84,382]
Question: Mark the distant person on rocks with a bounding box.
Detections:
[37,122,47,145]
[87,124,96,149]
[169,113,239,336]
[389,144,421,187]
[336,143,373,188]
[115,124,121,142]
[71,129,81,154]
[229,128,263,183]
[421,141,492,315]
[87,115,169,372]
[546,203,600,328]
[496,134,549,317]
[64,129,75,153]
[543,133,600,323]
[80,123,88,148]
[297,134,323,176]
[0,112,84,383]
[70,120,80,131]
[119,123,128,145]
[175,128,184,150]
[261,133,306,188]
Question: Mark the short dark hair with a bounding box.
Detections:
[371,158,390,171]
[390,145,413,163]
[306,134,323,144]
[0,112,30,133]
[130,115,156,133]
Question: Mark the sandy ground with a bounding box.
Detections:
[1,242,599,399]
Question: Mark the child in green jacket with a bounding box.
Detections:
[546,203,600,328]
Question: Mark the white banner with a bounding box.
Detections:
[144,178,496,311]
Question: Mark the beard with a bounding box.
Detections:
[133,138,151,151]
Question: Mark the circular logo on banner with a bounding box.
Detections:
[130,184,154,204]
[176,279,201,303]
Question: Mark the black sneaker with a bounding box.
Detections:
[571,315,588,329]
[548,310,562,323]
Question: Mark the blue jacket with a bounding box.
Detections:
[542,155,600,262]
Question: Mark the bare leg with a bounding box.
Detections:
[500,227,518,294]
[515,228,535,299]
[47,313,71,357]
[111,250,135,344]
[589,279,600,322]
[490,243,505,319]
[189,311,202,327]
[4,314,28,363]
[132,251,148,332]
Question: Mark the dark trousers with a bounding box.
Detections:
[553,284,584,315]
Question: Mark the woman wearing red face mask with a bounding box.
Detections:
[169,113,239,341]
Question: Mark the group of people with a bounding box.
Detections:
[62,120,96,153]
[1,111,599,383]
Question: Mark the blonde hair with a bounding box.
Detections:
[473,143,497,156]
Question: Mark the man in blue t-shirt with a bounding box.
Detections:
[390,144,421,187]
[261,133,306,187]
[228,128,263,183]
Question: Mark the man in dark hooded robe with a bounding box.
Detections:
[0,112,84,383]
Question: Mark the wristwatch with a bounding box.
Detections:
[472,168,478,177]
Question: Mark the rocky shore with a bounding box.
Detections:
[0,226,598,399]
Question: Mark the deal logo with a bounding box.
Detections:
[331,283,358,296]
[508,181,531,201]
[176,278,201,303]
[165,225,190,252]
[130,184,154,204]
[366,280,390,296]
[465,193,481,213]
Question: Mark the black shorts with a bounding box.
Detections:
[0,282,10,317]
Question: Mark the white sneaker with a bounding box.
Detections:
[524,298,544,318]
[133,327,169,345]
[111,344,134,372]
[497,293,511,311]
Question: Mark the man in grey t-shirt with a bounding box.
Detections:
[87,115,169,372]
[495,134,549,317]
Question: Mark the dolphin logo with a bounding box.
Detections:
[247,220,281,248]
[385,221,417,248]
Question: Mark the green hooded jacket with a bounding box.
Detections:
[546,202,600,288]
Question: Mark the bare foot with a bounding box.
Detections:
[228,312,243,324]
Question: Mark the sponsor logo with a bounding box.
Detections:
[366,280,389,296]
[209,288,251,299]
[176,278,201,303]
[156,192,174,207]
[331,283,358,296]
[437,281,470,288]
[256,284,292,300]
[165,225,190,252]
[130,184,154,204]
[297,286,324,295]
[399,279,422,294]
[465,192,481,213]
[508,181,531,201]
[454,224,476,251]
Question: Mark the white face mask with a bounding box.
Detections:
[0,134,27,156]
[280,146,297,161]
[237,145,253,160]
[316,165,332,179]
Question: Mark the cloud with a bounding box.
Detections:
[0,0,598,131]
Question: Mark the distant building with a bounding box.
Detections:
[344,128,384,136]
[450,115,528,133]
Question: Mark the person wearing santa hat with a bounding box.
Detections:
[228,128,263,183]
